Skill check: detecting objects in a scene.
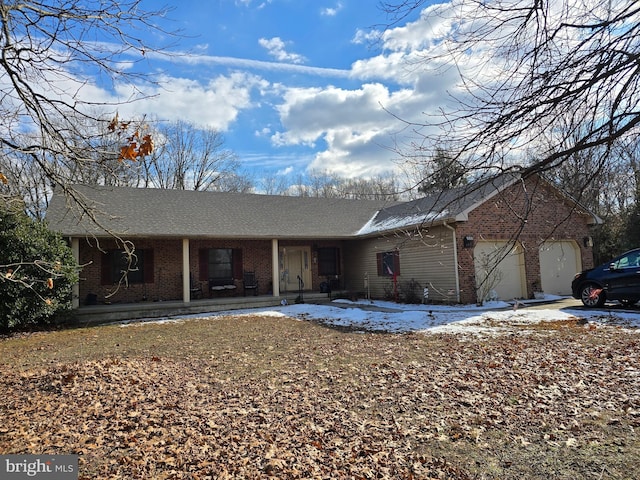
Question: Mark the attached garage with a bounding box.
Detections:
[474,241,526,302]
[539,241,581,295]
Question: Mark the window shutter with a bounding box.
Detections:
[144,249,154,283]
[101,251,112,285]
[376,252,383,276]
[199,249,208,281]
[233,249,243,279]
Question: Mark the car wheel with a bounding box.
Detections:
[580,284,606,307]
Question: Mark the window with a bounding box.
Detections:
[209,248,233,280]
[377,251,400,277]
[317,247,340,276]
[613,251,640,269]
[199,248,243,281]
[102,249,154,285]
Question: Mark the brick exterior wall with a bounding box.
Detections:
[454,176,596,304]
[78,238,183,305]
[78,237,345,305]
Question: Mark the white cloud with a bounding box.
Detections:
[378,3,451,52]
[116,72,267,131]
[309,130,397,178]
[269,82,431,177]
[274,83,402,143]
[258,37,306,64]
[255,127,271,137]
[352,28,380,46]
[277,166,294,176]
[321,2,343,16]
[174,51,350,78]
[129,1,482,180]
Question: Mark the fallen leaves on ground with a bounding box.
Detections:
[0,316,639,479]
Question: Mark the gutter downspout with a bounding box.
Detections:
[443,221,461,303]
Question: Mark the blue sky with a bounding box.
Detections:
[98,0,461,186]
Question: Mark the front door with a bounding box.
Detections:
[280,246,312,292]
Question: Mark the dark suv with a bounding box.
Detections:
[571,248,640,307]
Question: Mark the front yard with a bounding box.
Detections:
[1,313,639,479]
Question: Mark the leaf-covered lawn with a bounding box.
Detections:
[1,315,639,479]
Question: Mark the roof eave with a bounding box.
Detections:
[353,215,463,238]
[57,231,361,241]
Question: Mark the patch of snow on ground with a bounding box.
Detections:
[121,296,640,335]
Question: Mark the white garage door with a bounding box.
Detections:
[474,241,526,302]
[539,241,580,296]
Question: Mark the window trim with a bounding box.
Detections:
[377,250,400,277]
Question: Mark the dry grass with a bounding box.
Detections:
[1,314,639,479]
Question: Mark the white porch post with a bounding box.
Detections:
[71,238,80,309]
[182,238,191,303]
[271,239,280,297]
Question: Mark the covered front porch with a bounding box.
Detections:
[71,237,346,309]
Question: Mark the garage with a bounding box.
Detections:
[474,241,526,302]
[539,241,581,295]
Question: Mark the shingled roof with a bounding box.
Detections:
[357,173,601,234]
[46,185,395,239]
[46,174,600,240]
[357,174,518,234]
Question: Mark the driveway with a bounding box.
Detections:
[531,296,640,314]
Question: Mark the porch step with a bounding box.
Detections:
[70,292,332,326]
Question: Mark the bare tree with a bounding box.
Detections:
[275,169,402,200]
[0,1,178,305]
[210,172,255,193]
[137,121,249,191]
[533,123,640,260]
[334,175,402,200]
[0,150,50,219]
[260,175,291,196]
[382,0,640,191]
[531,118,614,216]
[0,0,174,207]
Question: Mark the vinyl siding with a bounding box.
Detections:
[343,226,457,302]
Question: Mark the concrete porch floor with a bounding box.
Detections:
[72,291,332,325]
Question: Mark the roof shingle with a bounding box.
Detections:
[46,174,600,240]
[46,185,394,239]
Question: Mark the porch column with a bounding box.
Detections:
[182,238,190,303]
[271,239,280,297]
[71,238,80,309]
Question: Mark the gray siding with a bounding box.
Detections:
[343,226,458,302]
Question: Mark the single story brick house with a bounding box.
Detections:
[46,173,600,308]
